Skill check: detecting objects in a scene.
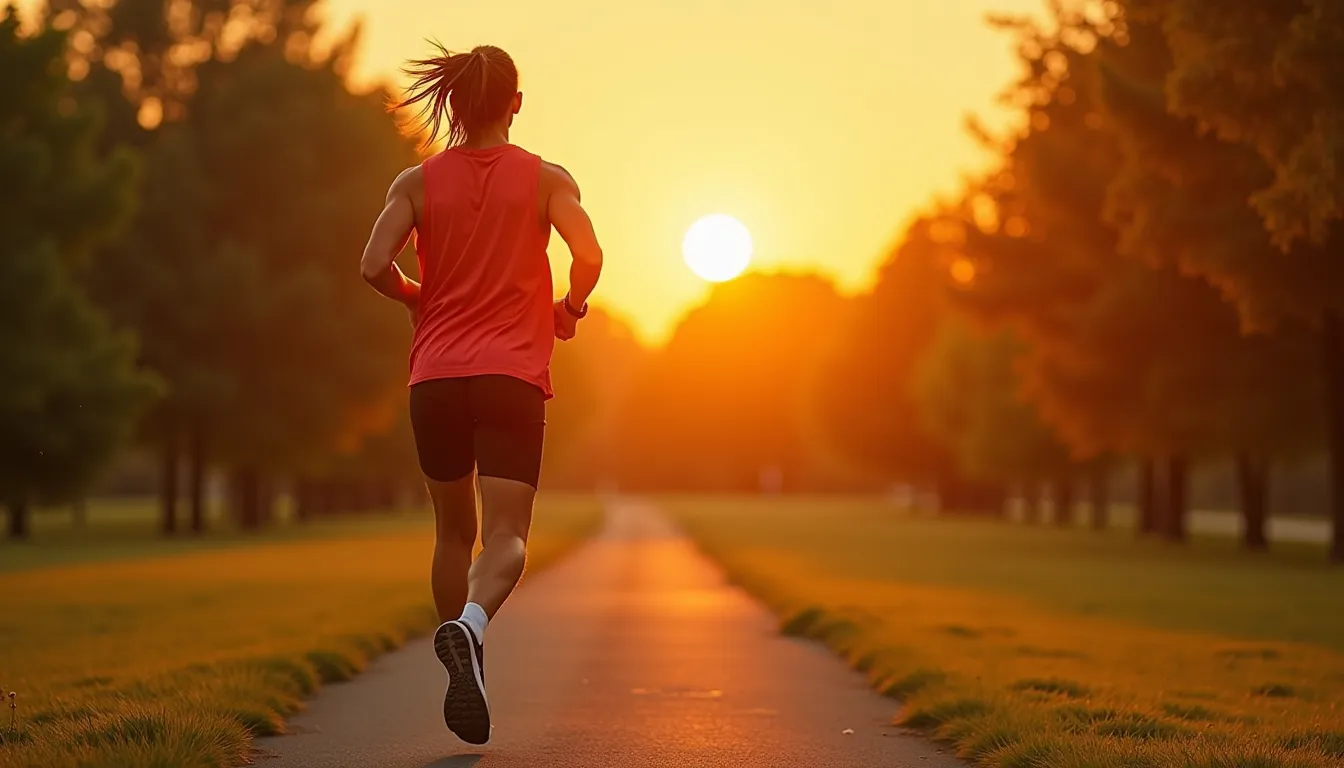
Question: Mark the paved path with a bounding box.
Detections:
[254,502,962,768]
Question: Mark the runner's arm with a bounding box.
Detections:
[546,166,603,308]
[360,168,421,306]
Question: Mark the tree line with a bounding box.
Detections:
[572,1,1341,561]
[1,0,617,539]
[935,0,1342,559]
[4,0,1339,562]
[3,0,427,536]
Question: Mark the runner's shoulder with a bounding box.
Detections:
[387,164,423,199]
[395,164,424,189]
[539,160,580,199]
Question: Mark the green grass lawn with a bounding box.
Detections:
[0,494,603,768]
[7,497,423,573]
[666,496,1344,768]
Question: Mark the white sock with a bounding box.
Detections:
[460,602,489,642]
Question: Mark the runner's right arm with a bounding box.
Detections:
[360,167,422,308]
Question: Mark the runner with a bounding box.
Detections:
[359,43,604,745]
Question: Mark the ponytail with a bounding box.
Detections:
[395,42,519,149]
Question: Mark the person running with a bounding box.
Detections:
[358,43,603,745]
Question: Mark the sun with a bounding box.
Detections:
[683,214,753,282]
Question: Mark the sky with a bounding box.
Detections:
[316,0,1048,342]
[25,0,1047,343]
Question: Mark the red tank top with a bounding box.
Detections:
[409,145,555,398]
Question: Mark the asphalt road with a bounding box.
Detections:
[253,501,963,768]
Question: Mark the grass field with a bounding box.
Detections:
[667,496,1344,768]
[0,495,602,768]
[6,497,386,573]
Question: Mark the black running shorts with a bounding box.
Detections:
[408,375,546,487]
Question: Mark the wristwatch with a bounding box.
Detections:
[563,292,588,319]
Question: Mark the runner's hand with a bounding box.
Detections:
[553,299,578,341]
[403,281,422,329]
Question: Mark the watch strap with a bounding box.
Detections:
[563,293,588,318]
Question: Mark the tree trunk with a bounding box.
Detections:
[1138,459,1158,536]
[1236,453,1269,552]
[404,481,428,509]
[232,467,262,530]
[378,480,397,510]
[1021,483,1041,525]
[188,424,207,534]
[257,473,275,526]
[294,477,309,522]
[1163,455,1189,543]
[7,499,29,539]
[1088,469,1109,531]
[1052,480,1075,528]
[314,481,336,516]
[294,477,317,522]
[336,481,353,514]
[1325,311,1344,563]
[938,479,1007,517]
[350,483,368,513]
[160,429,179,536]
[324,481,341,515]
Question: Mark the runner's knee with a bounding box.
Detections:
[438,523,476,552]
[434,504,477,552]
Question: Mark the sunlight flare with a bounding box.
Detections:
[682,214,753,283]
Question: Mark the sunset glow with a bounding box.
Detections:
[12,0,1046,341]
[318,0,1047,340]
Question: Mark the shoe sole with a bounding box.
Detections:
[434,621,490,744]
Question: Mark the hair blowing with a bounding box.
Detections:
[395,43,519,148]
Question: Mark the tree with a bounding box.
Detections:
[46,0,336,123]
[912,321,1088,525]
[1118,0,1344,559]
[83,121,234,533]
[816,221,1005,511]
[0,9,158,537]
[57,0,420,529]
[300,396,421,519]
[617,274,851,492]
[1124,0,1344,251]
[952,11,1189,537]
[542,309,646,490]
[950,7,1322,544]
[1097,10,1332,552]
[50,0,322,532]
[182,42,418,526]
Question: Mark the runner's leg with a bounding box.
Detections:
[467,375,545,619]
[427,472,478,621]
[470,477,535,617]
[409,378,479,621]
[413,378,493,743]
